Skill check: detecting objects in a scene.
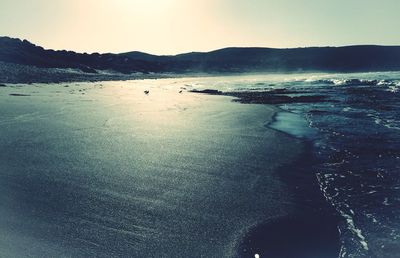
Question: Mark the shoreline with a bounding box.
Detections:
[188,90,342,257]
[235,115,341,258]
[2,61,400,86]
[0,79,340,257]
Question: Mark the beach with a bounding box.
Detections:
[0,79,339,257]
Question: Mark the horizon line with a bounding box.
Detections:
[2,35,400,56]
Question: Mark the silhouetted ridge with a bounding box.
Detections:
[1,36,400,74]
[0,37,161,73]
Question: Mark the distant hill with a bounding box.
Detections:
[151,46,400,73]
[0,37,161,74]
[1,36,400,75]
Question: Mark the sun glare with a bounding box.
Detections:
[126,0,176,11]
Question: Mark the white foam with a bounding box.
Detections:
[316,172,370,252]
[333,79,346,85]
[341,212,369,251]
[383,198,390,206]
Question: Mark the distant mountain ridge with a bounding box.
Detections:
[1,36,400,74]
[0,37,161,74]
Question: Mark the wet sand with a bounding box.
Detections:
[0,79,339,257]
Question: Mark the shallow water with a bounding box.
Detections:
[188,71,400,258]
[268,111,318,139]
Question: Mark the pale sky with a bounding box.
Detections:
[1,0,399,55]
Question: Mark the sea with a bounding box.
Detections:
[186,72,400,258]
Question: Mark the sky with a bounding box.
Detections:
[0,0,399,55]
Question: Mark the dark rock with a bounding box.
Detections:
[9,93,30,96]
[189,89,222,95]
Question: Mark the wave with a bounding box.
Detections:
[316,172,370,257]
[368,113,400,131]
[310,78,400,87]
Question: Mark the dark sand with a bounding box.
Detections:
[0,79,340,257]
[237,140,341,258]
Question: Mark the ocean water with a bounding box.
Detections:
[187,72,400,257]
